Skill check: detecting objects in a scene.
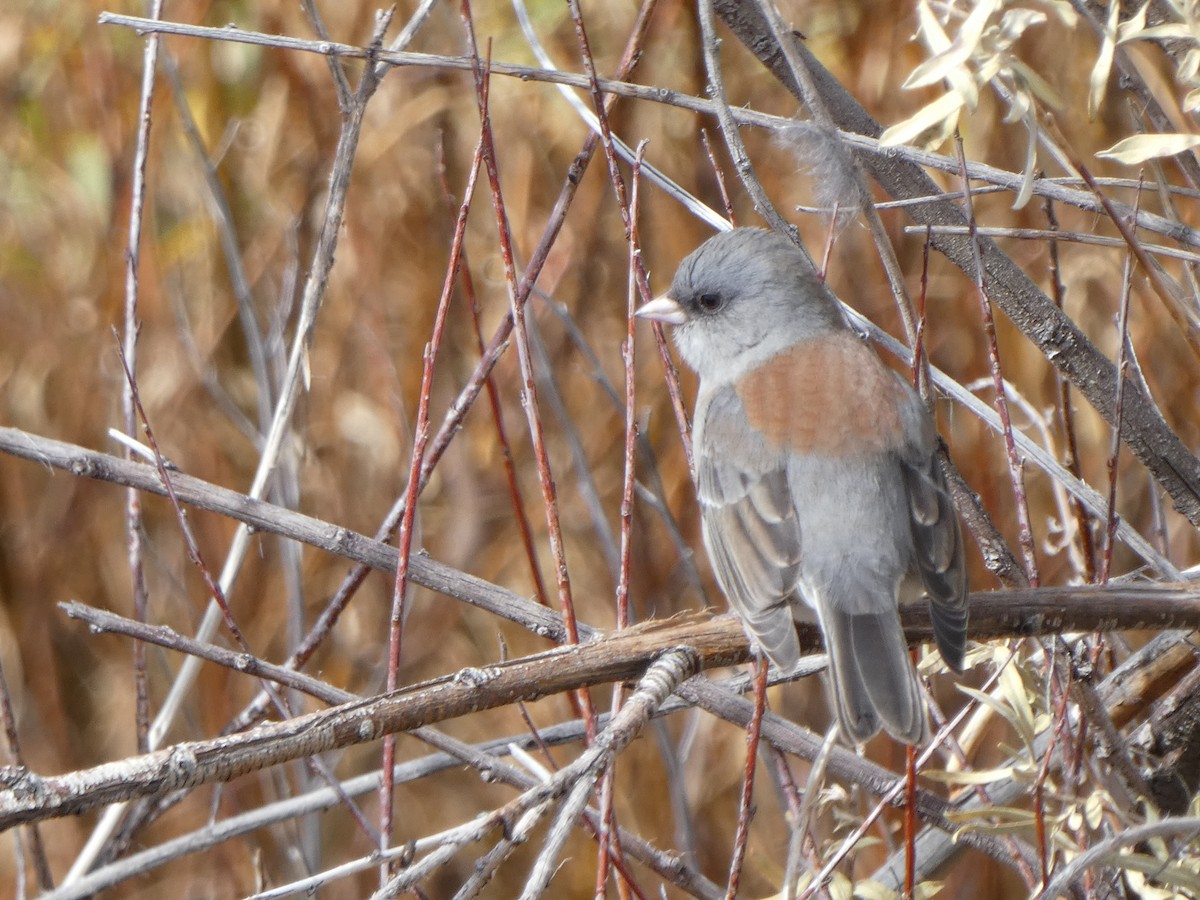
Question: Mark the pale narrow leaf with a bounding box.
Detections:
[1089,0,1120,119]
[1011,58,1065,109]
[960,0,1001,51]
[1045,0,1079,27]
[1181,47,1200,82]
[1116,853,1200,894]
[1120,22,1193,43]
[1097,133,1200,164]
[828,872,854,900]
[907,1,976,102]
[997,9,1047,48]
[1115,2,1150,43]
[958,683,1033,747]
[879,91,965,147]
[906,0,996,91]
[1013,110,1038,210]
[853,880,897,900]
[922,766,1015,784]
[915,0,953,54]
[946,805,1038,824]
[999,660,1038,748]
[904,45,973,91]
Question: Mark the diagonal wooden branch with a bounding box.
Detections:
[0,618,734,831]
[3,581,1199,833]
[7,426,1200,644]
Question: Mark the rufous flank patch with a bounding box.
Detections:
[735,333,906,456]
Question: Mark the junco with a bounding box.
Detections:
[637,228,967,743]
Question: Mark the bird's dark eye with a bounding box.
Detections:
[697,292,724,312]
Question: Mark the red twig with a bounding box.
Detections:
[116,332,387,855]
[803,651,1040,896]
[700,127,736,225]
[113,333,251,652]
[1034,657,1073,890]
[378,129,483,870]
[618,143,649,635]
[563,5,659,891]
[651,322,695,474]
[226,14,656,740]
[459,8,599,743]
[726,655,769,899]
[435,137,549,608]
[904,743,917,898]
[954,133,1040,587]
[415,0,662,531]
[817,202,839,283]
[560,0,693,481]
[1042,198,1097,583]
[1099,183,1141,586]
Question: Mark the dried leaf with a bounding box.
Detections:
[908,0,978,105]
[853,880,897,900]
[1097,133,1200,164]
[958,683,1035,750]
[946,805,1038,824]
[1120,22,1194,43]
[828,871,854,900]
[879,91,966,148]
[1011,58,1066,109]
[1115,2,1150,43]
[996,9,1047,50]
[923,765,1016,785]
[1088,0,1120,119]
[999,660,1038,748]
[1044,0,1079,27]
[1182,47,1200,83]
[904,45,973,91]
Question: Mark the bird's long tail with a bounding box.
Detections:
[822,608,925,744]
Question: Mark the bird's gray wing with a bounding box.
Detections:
[694,384,804,669]
[895,383,968,672]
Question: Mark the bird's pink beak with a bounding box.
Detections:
[634,294,687,326]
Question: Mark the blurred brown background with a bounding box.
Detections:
[1,0,1198,896]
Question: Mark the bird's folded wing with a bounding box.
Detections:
[895,384,968,672]
[695,384,804,668]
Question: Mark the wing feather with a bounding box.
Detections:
[900,438,968,673]
[695,385,804,669]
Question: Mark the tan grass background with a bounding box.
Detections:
[1,0,1199,896]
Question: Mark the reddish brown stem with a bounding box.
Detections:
[1099,182,1141,585]
[904,743,917,899]
[726,656,769,899]
[1042,198,1097,583]
[380,129,483,864]
[113,333,251,653]
[459,10,600,754]
[954,133,1040,587]
[700,128,736,225]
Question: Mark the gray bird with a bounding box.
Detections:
[637,228,967,743]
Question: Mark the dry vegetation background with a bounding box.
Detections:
[2,0,1200,897]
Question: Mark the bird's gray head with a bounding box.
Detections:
[637,228,846,381]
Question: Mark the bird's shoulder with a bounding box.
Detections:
[725,333,918,457]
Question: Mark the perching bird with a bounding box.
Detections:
[636,227,967,743]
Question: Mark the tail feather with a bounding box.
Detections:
[823,608,925,744]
